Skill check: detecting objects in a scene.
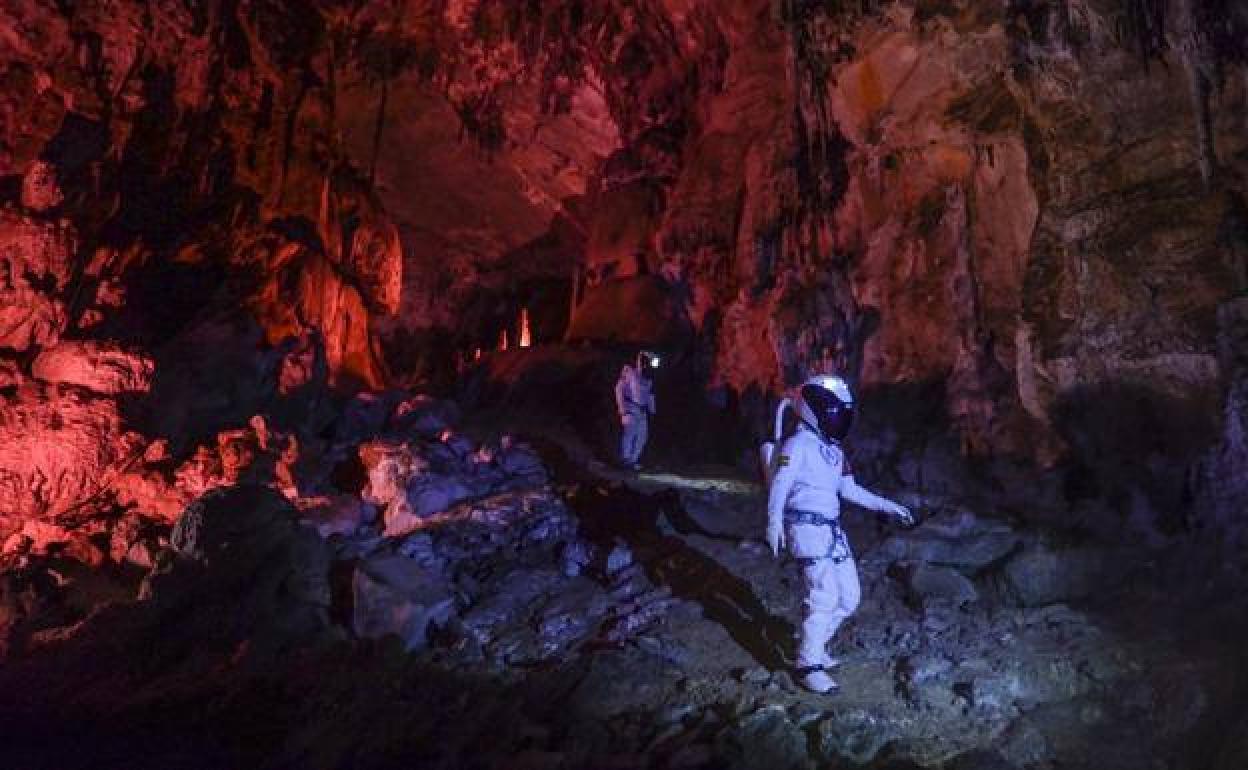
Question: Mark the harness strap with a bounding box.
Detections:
[784,508,853,565]
[785,509,840,528]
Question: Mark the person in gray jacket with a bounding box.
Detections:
[615,351,659,470]
[767,374,914,693]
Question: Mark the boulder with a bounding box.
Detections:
[878,511,1020,572]
[561,540,592,577]
[352,554,455,651]
[141,485,333,657]
[907,563,979,605]
[382,476,477,537]
[998,544,1122,607]
[408,476,476,518]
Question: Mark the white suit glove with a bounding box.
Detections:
[885,502,915,527]
[766,519,785,557]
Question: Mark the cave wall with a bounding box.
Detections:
[0,0,407,549]
[403,0,1246,528]
[364,0,1244,458]
[0,0,401,389]
[2,0,1246,540]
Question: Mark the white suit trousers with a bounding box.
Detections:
[797,555,861,668]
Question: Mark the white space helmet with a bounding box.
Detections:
[798,374,855,442]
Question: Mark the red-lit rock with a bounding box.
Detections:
[171,445,226,504]
[251,244,389,390]
[20,160,63,212]
[0,211,74,353]
[107,513,165,569]
[277,332,323,395]
[359,440,424,529]
[567,275,691,347]
[113,464,184,523]
[0,359,21,388]
[0,382,144,527]
[31,341,154,395]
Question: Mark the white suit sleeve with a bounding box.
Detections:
[614,371,629,415]
[767,439,799,530]
[839,473,898,513]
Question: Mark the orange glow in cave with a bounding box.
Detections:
[519,307,532,348]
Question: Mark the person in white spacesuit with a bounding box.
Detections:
[766,374,914,693]
[615,350,660,470]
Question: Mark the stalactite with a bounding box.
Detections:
[1119,0,1248,185]
[368,74,389,187]
[776,0,867,383]
[1173,0,1219,185]
[1121,0,1168,60]
[277,80,310,206]
[368,1,407,187]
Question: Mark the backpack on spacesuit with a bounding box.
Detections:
[758,397,793,487]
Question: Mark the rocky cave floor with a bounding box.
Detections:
[1,388,1246,770]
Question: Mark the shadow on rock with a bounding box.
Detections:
[568,481,795,672]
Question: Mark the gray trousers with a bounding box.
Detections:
[619,413,648,465]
